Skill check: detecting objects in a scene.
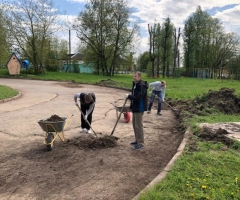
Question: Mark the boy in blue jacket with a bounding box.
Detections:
[125,71,148,150]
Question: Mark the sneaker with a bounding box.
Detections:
[147,110,151,114]
[130,141,137,145]
[133,144,144,150]
[79,128,84,132]
[87,129,91,134]
[157,112,162,115]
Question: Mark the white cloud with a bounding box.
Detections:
[129,0,240,57]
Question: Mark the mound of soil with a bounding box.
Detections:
[170,88,240,120]
[170,88,240,146]
[68,135,119,149]
[96,79,117,86]
[47,114,64,122]
[198,127,234,146]
[59,82,84,88]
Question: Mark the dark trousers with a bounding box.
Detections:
[80,105,94,130]
[148,90,162,113]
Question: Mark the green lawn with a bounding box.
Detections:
[1,70,240,199]
[0,85,18,100]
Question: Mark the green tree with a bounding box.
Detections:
[183,6,239,78]
[2,0,63,74]
[0,10,11,65]
[73,0,139,76]
[136,51,150,72]
[160,17,174,77]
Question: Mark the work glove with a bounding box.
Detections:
[75,102,78,106]
[125,94,129,99]
[84,115,88,120]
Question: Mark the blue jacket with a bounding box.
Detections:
[128,80,148,112]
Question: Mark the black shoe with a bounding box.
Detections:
[157,112,162,115]
[133,144,144,150]
[130,141,137,145]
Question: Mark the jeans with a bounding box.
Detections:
[147,90,162,113]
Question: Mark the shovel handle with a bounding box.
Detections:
[77,105,98,137]
[110,98,128,136]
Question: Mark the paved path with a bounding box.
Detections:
[0,78,135,141]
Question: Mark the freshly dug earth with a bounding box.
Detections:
[46,114,65,122]
[71,135,119,149]
[170,88,240,147]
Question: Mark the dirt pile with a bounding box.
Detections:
[67,135,119,149]
[96,79,117,86]
[47,114,64,122]
[170,88,240,120]
[169,88,240,145]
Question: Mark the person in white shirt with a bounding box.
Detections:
[74,93,96,133]
[147,80,166,115]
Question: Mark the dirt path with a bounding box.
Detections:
[0,79,183,200]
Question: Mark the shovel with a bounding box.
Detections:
[110,98,128,136]
[164,101,178,111]
[76,104,98,137]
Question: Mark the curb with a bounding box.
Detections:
[0,92,22,103]
[132,127,192,200]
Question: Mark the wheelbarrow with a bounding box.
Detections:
[38,115,72,151]
[110,102,131,123]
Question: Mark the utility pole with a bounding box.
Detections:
[68,29,71,72]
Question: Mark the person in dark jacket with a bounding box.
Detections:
[74,93,96,134]
[125,71,148,150]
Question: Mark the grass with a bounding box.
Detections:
[138,140,240,200]
[0,85,18,100]
[1,69,240,199]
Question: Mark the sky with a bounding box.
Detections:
[7,0,240,58]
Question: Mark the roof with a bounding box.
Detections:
[71,53,84,60]
[6,52,22,66]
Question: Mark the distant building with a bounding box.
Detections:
[62,53,95,73]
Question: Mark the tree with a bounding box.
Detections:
[148,23,156,77]
[136,51,150,72]
[2,0,63,74]
[155,23,161,78]
[160,17,174,77]
[73,0,139,76]
[0,10,11,65]
[173,27,181,77]
[183,6,239,78]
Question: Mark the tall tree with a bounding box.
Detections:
[0,10,11,65]
[74,0,139,76]
[148,23,156,77]
[173,27,181,77]
[183,6,239,77]
[2,0,63,74]
[160,17,174,77]
[155,23,161,78]
[136,51,150,72]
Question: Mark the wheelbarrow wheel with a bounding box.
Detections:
[46,133,54,151]
[124,112,131,123]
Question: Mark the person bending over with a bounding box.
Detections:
[74,92,96,134]
[147,80,166,115]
